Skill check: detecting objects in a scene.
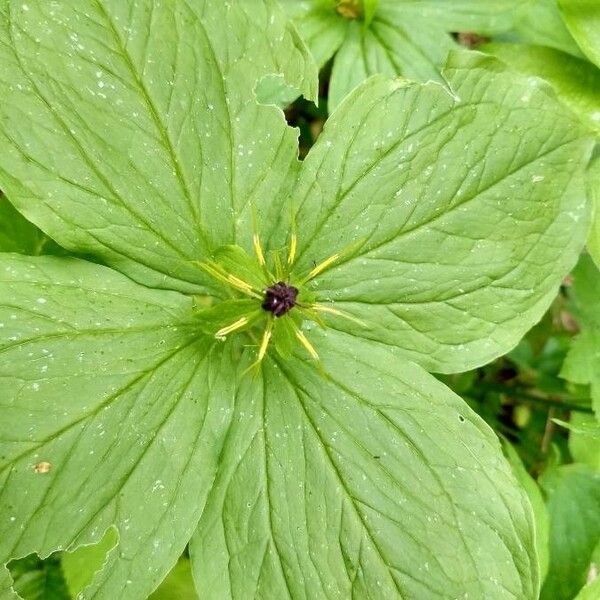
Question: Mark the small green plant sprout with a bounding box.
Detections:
[0,1,595,599]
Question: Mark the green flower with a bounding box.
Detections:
[0,1,593,599]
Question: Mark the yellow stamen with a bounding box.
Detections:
[215,316,249,339]
[310,304,367,327]
[295,329,319,360]
[302,253,339,284]
[287,233,297,266]
[227,274,256,294]
[198,262,262,299]
[253,233,266,266]
[288,203,297,266]
[258,319,274,361]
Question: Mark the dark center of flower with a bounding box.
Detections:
[262,282,298,317]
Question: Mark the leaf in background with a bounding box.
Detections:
[561,255,600,417]
[191,332,539,600]
[568,414,600,470]
[559,0,600,67]
[540,464,600,600]
[0,0,317,294]
[290,51,593,373]
[498,0,583,57]
[0,255,235,600]
[502,440,550,580]
[482,43,600,133]
[149,558,197,600]
[586,154,600,268]
[283,0,522,111]
[574,576,600,600]
[0,195,63,255]
[7,555,70,600]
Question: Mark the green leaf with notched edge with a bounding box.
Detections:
[482,43,600,133]
[61,527,118,598]
[561,255,600,417]
[190,330,539,600]
[0,195,63,256]
[283,0,522,111]
[0,0,317,295]
[559,0,600,67]
[0,254,236,600]
[289,51,593,374]
[540,464,600,600]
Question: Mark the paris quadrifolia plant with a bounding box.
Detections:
[0,1,595,599]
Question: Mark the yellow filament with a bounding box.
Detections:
[253,233,266,266]
[311,304,367,327]
[295,329,319,360]
[287,233,297,266]
[227,274,256,294]
[303,253,339,284]
[215,317,248,339]
[198,262,262,299]
[258,319,274,361]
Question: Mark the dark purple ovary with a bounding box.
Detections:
[262,282,298,317]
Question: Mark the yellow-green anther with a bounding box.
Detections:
[253,233,266,266]
[288,233,297,265]
[302,253,339,284]
[215,316,249,339]
[258,319,274,361]
[295,329,319,360]
[311,304,367,327]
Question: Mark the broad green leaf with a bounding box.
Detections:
[0,255,235,600]
[284,0,523,111]
[568,414,600,471]
[0,0,317,294]
[483,43,600,133]
[540,464,600,600]
[149,557,197,600]
[559,0,600,67]
[500,0,583,57]
[502,440,550,580]
[190,331,539,600]
[0,195,63,256]
[289,51,593,373]
[561,255,600,417]
[7,555,70,600]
